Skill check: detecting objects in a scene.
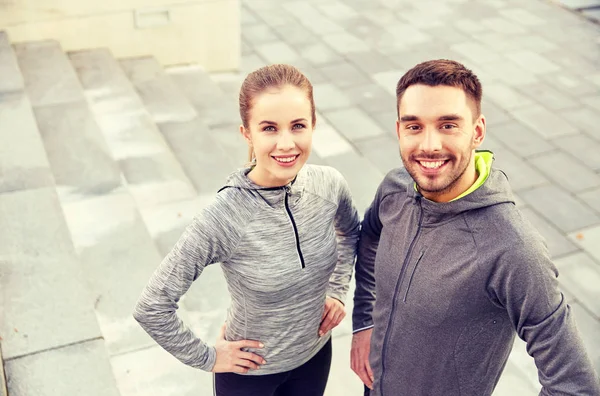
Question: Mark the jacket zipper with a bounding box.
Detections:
[284,188,305,269]
[380,196,423,395]
[403,250,424,303]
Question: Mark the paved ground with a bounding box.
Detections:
[0,0,599,395]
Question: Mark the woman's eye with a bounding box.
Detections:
[263,126,276,132]
[292,123,306,130]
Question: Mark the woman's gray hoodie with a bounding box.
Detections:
[134,164,360,374]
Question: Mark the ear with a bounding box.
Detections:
[240,124,252,146]
[395,118,401,140]
[472,115,486,148]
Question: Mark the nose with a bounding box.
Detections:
[419,127,442,153]
[276,129,295,151]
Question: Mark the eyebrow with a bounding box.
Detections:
[258,118,308,125]
[399,114,464,122]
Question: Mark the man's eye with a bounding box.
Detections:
[406,125,420,131]
[441,124,456,130]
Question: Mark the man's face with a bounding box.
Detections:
[396,84,485,202]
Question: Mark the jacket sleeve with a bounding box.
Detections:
[327,171,360,304]
[133,194,244,372]
[488,228,600,395]
[352,182,384,333]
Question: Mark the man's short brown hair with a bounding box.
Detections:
[396,59,482,118]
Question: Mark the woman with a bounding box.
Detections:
[134,64,360,396]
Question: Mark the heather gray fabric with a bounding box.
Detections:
[134,164,360,375]
[353,164,600,396]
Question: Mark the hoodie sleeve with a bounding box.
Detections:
[352,181,384,333]
[487,224,600,395]
[327,170,360,304]
[133,193,245,372]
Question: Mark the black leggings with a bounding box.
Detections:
[214,339,332,396]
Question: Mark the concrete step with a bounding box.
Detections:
[0,187,115,394]
[14,40,123,201]
[13,40,85,107]
[119,56,197,124]
[0,92,54,193]
[119,56,238,194]
[0,31,23,93]
[167,65,239,128]
[5,339,120,396]
[68,48,197,209]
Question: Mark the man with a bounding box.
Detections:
[350,59,600,396]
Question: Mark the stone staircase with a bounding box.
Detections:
[0,30,247,396]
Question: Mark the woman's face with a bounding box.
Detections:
[241,85,314,187]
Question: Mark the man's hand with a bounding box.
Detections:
[351,328,374,389]
[319,297,346,337]
[212,324,266,373]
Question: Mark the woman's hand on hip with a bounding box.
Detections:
[319,296,346,337]
[212,324,266,373]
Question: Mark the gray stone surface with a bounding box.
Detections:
[14,41,85,107]
[313,83,352,111]
[33,101,122,199]
[323,107,385,142]
[317,62,371,88]
[556,0,600,9]
[578,188,600,214]
[520,207,580,259]
[531,151,600,193]
[120,57,197,124]
[353,135,402,175]
[322,151,384,213]
[485,83,536,111]
[69,48,142,114]
[322,32,370,54]
[296,42,345,67]
[158,118,238,194]
[569,224,600,263]
[554,252,600,317]
[343,84,395,115]
[520,185,600,232]
[510,105,579,138]
[5,339,120,396]
[110,345,214,396]
[485,142,549,191]
[167,66,239,128]
[345,50,397,76]
[0,93,54,193]
[490,121,555,157]
[61,190,161,355]
[0,187,100,359]
[255,41,300,64]
[515,83,579,111]
[570,302,600,375]
[71,50,196,207]
[0,32,23,93]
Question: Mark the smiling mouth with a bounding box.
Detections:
[273,155,299,163]
[417,160,448,170]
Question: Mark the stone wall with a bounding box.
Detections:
[0,0,240,71]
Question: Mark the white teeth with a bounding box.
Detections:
[275,156,297,163]
[419,160,445,169]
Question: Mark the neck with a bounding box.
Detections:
[247,167,295,188]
